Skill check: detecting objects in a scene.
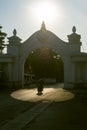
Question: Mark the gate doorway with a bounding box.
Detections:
[24,47,64,86]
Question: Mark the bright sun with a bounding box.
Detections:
[31,1,60,24]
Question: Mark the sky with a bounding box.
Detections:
[0,0,87,52]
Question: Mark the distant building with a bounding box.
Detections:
[0,22,87,88]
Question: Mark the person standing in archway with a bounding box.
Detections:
[37,79,44,95]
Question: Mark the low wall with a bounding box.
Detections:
[0,81,23,89]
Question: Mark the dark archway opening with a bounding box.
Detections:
[24,47,64,85]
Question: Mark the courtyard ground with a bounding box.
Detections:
[0,83,87,130]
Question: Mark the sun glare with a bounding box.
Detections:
[30,1,60,24]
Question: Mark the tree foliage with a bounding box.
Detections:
[24,48,64,82]
[0,25,7,54]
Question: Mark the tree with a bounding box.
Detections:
[0,25,7,54]
[24,48,64,81]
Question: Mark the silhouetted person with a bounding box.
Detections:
[37,79,44,95]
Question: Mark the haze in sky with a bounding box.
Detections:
[0,0,87,52]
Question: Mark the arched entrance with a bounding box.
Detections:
[24,47,64,85]
[19,22,71,88]
[7,23,82,88]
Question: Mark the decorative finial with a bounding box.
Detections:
[72,26,76,33]
[13,29,17,36]
[41,21,46,30]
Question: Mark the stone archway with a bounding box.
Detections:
[19,22,72,88]
[7,23,82,88]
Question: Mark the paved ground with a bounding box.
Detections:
[0,84,87,130]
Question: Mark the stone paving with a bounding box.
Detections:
[0,84,87,130]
